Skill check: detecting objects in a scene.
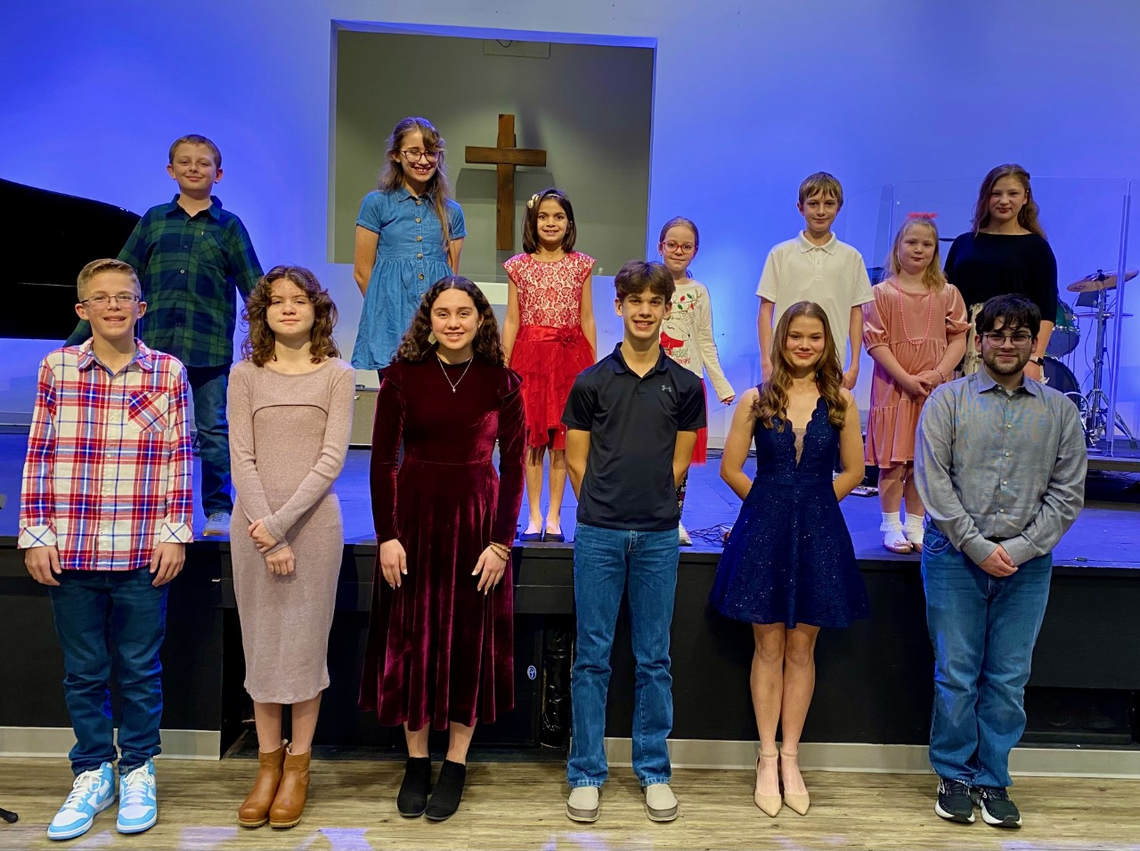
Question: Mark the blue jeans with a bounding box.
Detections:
[567,523,679,788]
[921,523,1052,789]
[48,568,169,775]
[187,365,233,516]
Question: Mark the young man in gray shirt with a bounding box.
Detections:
[915,295,1086,830]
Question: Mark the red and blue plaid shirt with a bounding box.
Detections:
[18,339,194,570]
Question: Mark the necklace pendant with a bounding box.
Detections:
[451,386,456,393]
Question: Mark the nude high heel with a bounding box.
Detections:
[780,749,810,815]
[754,751,782,817]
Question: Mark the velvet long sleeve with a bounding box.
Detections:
[370,369,405,542]
[360,356,523,731]
[492,372,526,545]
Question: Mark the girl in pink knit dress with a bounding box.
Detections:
[502,189,597,542]
[863,215,968,553]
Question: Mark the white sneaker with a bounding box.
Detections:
[47,762,116,841]
[202,512,231,537]
[678,522,692,547]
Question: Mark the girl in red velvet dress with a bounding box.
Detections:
[360,277,526,821]
[502,189,596,542]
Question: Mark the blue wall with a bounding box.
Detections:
[3,0,1139,437]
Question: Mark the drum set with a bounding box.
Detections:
[1046,268,1137,447]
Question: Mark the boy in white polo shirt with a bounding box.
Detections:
[757,172,874,388]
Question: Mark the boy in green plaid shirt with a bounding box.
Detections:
[68,134,262,535]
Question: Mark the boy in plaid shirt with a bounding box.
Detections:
[22,258,193,840]
[67,134,262,536]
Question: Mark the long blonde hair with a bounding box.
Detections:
[887,215,947,291]
[376,117,455,250]
[755,301,846,431]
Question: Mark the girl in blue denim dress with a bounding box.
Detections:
[351,117,466,371]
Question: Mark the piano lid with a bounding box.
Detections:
[1,178,139,340]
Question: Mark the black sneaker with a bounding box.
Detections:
[975,786,1021,828]
[935,778,975,823]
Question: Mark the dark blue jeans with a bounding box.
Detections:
[921,523,1052,789]
[187,364,233,516]
[48,568,169,775]
[568,523,679,788]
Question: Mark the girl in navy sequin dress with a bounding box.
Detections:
[710,301,868,818]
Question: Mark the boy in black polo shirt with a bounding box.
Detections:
[561,260,705,823]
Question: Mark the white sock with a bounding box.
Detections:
[880,511,903,531]
[904,513,925,542]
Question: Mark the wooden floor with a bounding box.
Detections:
[1,758,1138,850]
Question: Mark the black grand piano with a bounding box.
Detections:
[1,178,139,340]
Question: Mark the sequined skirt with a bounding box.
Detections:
[709,479,869,629]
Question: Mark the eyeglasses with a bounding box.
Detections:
[81,293,140,309]
[663,240,696,254]
[400,149,439,163]
[982,331,1034,347]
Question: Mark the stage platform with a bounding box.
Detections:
[2,433,1139,771]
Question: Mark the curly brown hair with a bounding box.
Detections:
[241,266,340,367]
[755,301,847,431]
[394,276,504,365]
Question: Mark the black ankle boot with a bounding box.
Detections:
[396,757,432,817]
[424,759,466,821]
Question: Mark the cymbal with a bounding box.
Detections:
[1067,268,1138,293]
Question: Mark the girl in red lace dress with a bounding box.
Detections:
[502,189,597,542]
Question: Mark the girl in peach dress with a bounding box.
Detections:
[864,215,968,553]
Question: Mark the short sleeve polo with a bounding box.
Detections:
[756,233,874,357]
[563,344,705,531]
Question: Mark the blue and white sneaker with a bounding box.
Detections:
[47,762,116,840]
[116,759,157,834]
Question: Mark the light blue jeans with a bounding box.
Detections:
[567,523,679,788]
[921,522,1052,788]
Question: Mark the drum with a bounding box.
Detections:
[1043,356,1083,409]
[1047,301,1080,356]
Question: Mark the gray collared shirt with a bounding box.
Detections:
[914,367,1087,566]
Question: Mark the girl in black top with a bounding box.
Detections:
[944,164,1057,381]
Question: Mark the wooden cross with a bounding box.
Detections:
[465,114,547,251]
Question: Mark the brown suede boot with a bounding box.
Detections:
[237,741,286,828]
[269,747,311,829]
